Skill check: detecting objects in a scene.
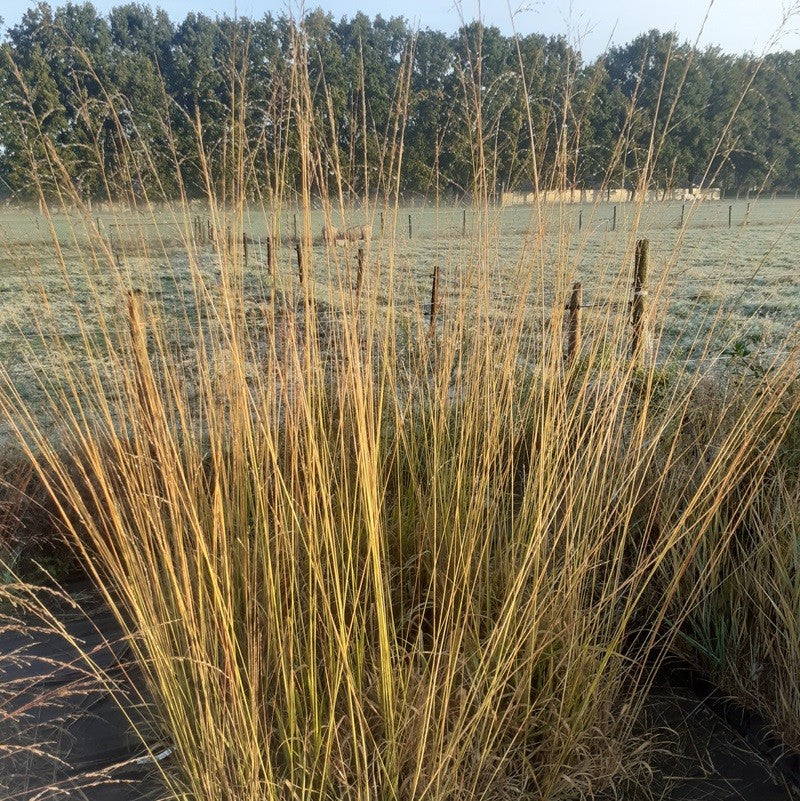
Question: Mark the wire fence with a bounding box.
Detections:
[5,207,791,377]
[28,195,800,251]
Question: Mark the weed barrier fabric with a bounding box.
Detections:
[637,661,797,800]
[663,659,800,793]
[2,581,798,800]
[0,582,163,800]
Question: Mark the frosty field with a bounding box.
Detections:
[0,197,798,435]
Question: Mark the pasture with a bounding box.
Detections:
[1,197,798,414]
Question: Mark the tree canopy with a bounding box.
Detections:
[0,3,797,201]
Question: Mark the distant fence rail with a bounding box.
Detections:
[501,187,722,206]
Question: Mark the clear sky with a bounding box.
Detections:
[2,0,800,61]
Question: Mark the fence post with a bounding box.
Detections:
[266,235,274,277]
[612,205,617,231]
[631,239,650,368]
[429,263,440,333]
[408,214,412,239]
[567,282,582,366]
[296,241,304,286]
[243,232,248,268]
[728,205,732,228]
[679,203,685,229]
[462,208,467,237]
[578,209,582,231]
[356,246,365,303]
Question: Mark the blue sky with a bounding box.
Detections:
[2,0,800,60]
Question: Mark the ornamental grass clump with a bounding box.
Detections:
[1,13,800,801]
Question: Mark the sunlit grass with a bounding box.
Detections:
[0,15,799,801]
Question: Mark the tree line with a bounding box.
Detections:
[1,2,799,202]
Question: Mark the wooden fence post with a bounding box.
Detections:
[631,238,650,367]
[567,282,582,366]
[679,203,685,228]
[462,208,467,237]
[578,209,582,231]
[242,232,248,268]
[408,214,413,239]
[612,205,617,231]
[266,235,274,277]
[728,205,732,228]
[356,246,365,303]
[429,263,440,333]
[296,240,304,286]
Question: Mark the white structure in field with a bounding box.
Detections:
[500,187,722,206]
